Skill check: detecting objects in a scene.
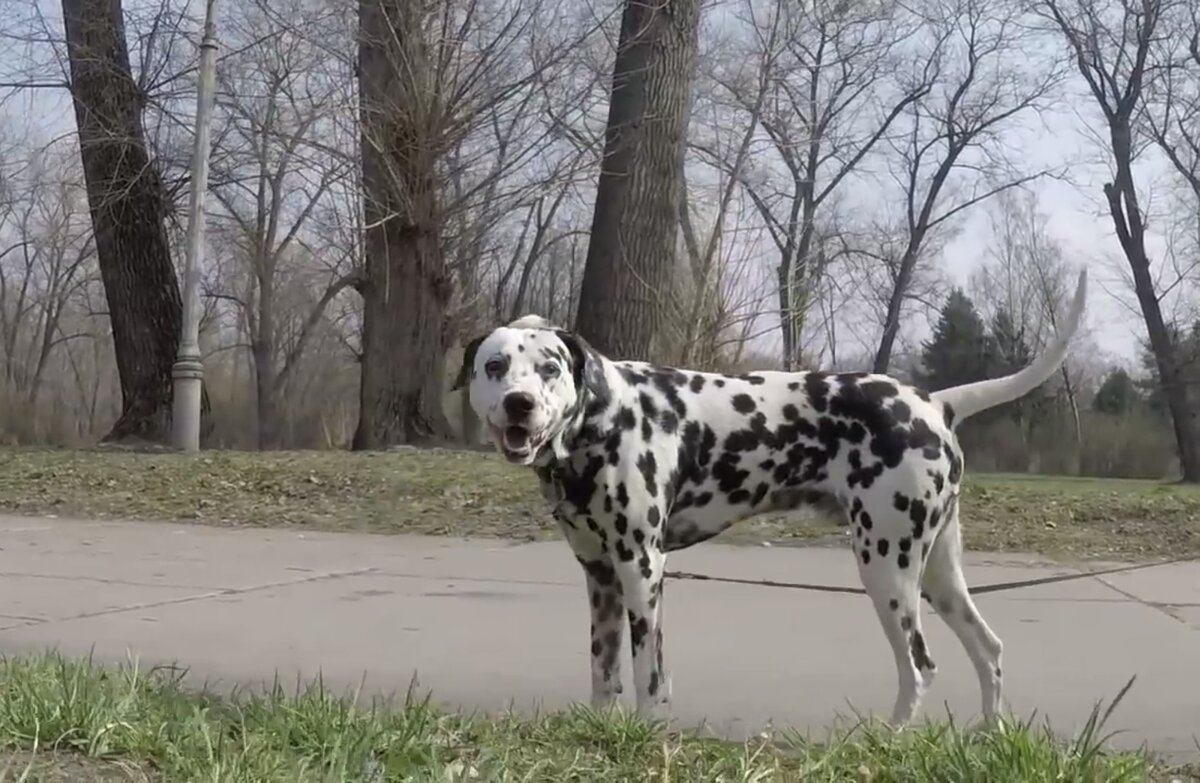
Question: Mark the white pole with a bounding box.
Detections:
[172,0,220,452]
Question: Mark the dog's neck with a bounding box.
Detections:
[533,351,618,472]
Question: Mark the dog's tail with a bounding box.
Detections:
[930,268,1087,427]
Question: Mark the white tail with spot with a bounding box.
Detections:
[930,268,1087,426]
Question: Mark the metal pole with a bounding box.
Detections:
[172,0,220,452]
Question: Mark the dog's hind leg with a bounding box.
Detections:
[851,500,936,727]
[921,499,1004,726]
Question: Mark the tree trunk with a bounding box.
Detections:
[354,0,451,449]
[1104,122,1200,482]
[253,345,280,450]
[61,0,190,443]
[873,243,922,374]
[573,0,701,361]
[251,276,281,450]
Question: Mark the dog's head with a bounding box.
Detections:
[451,316,602,465]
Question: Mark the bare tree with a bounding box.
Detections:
[871,0,1061,373]
[707,0,934,370]
[0,136,102,439]
[207,0,359,449]
[1037,0,1200,481]
[59,0,190,443]
[971,189,1085,469]
[356,0,589,447]
[573,0,703,361]
[1144,2,1200,204]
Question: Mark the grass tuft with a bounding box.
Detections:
[0,652,1184,781]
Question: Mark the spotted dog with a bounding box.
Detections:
[452,272,1087,726]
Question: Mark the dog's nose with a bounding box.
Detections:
[503,392,536,420]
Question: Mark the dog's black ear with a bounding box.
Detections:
[552,329,589,388]
[554,329,609,403]
[451,334,486,392]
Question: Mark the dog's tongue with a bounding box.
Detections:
[504,426,530,449]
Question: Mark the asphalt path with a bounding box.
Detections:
[1,514,1197,760]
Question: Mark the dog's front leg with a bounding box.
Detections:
[577,555,625,709]
[612,532,670,720]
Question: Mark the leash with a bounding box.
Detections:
[664,552,1200,597]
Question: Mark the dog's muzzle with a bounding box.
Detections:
[495,392,542,463]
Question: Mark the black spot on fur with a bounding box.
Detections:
[629,614,649,649]
[893,493,909,512]
[910,630,935,671]
[909,499,928,538]
[944,442,963,483]
[805,374,830,412]
[731,394,756,414]
[579,558,616,587]
[636,452,658,497]
[877,538,890,557]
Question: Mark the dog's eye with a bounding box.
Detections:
[539,362,561,379]
[484,359,506,377]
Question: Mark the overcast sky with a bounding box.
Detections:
[6,0,1192,372]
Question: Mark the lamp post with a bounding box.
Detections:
[172,0,220,451]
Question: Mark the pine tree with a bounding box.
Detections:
[989,310,1032,374]
[1093,368,1140,416]
[1136,319,1200,420]
[918,288,994,393]
[989,309,1041,426]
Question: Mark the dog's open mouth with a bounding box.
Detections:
[496,425,538,462]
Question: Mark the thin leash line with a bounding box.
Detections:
[664,553,1200,597]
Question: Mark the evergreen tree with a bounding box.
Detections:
[1093,368,1140,416]
[989,310,1032,374]
[1136,320,1200,419]
[989,309,1041,426]
[918,288,994,392]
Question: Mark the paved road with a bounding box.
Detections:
[1,515,1198,760]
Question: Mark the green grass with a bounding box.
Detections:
[0,446,1197,561]
[0,651,1185,781]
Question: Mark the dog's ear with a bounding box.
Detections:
[451,334,486,392]
[554,328,610,402]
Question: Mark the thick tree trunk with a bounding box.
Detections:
[353,0,451,449]
[1104,123,1200,482]
[61,0,190,443]
[573,0,701,361]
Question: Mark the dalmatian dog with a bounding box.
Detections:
[452,271,1087,727]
